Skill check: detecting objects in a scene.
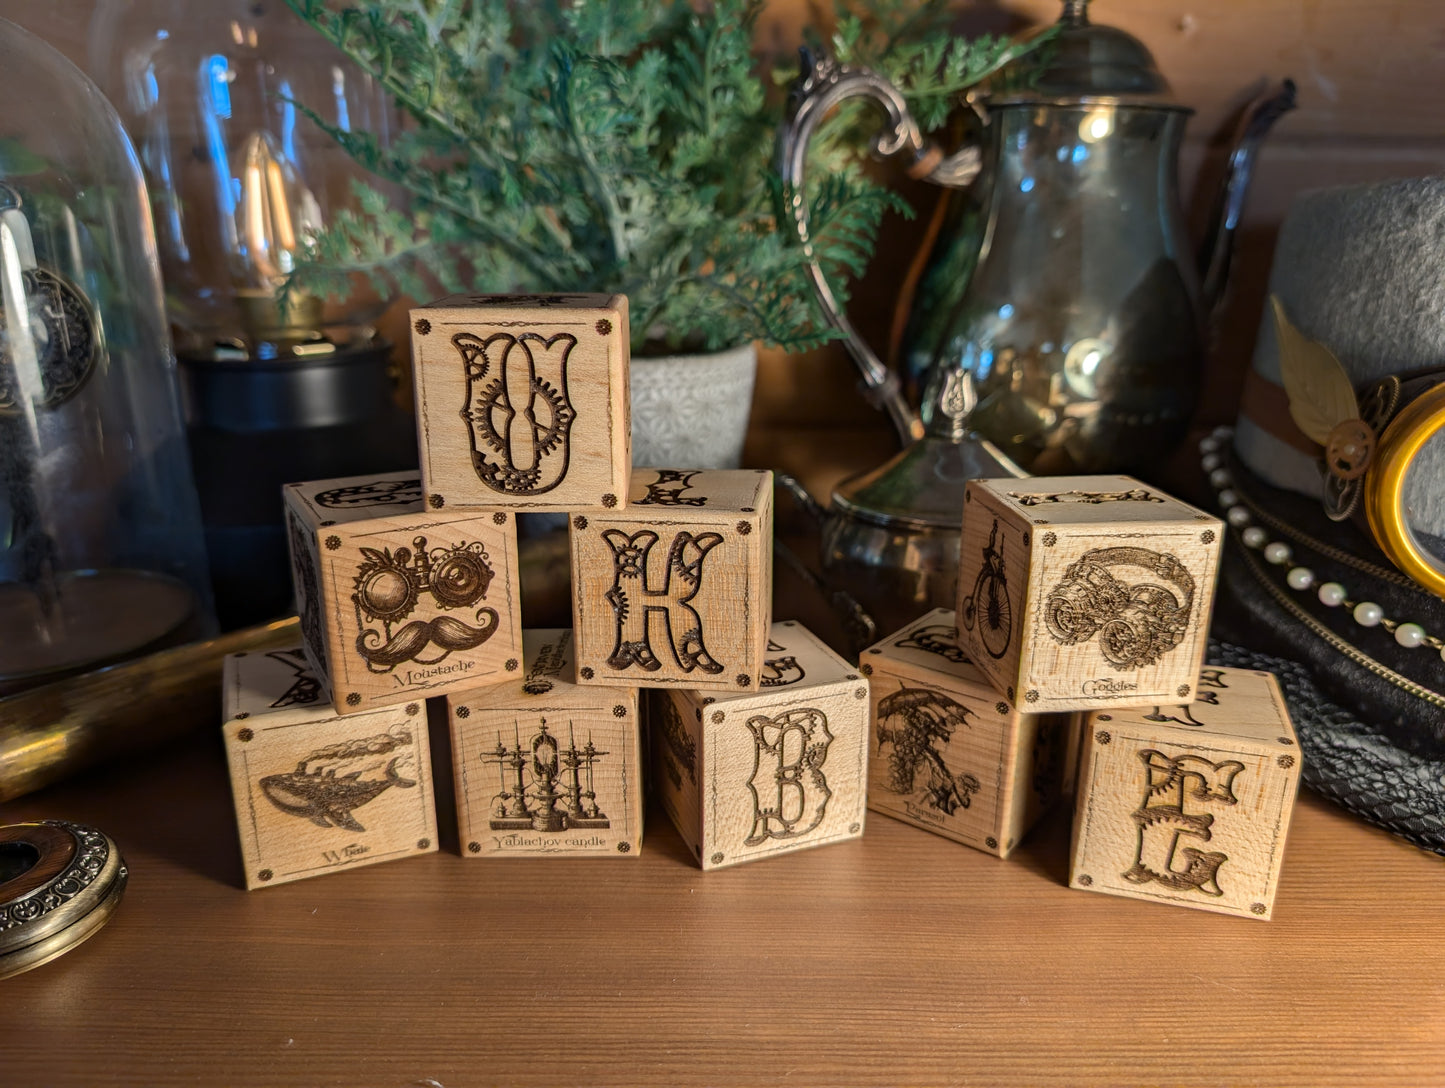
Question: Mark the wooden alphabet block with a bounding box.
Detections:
[446,629,643,858]
[284,470,523,715]
[221,646,437,890]
[650,620,868,870]
[410,293,630,512]
[957,475,1224,713]
[1069,666,1302,920]
[570,467,773,692]
[862,608,1071,858]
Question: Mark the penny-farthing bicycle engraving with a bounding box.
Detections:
[961,519,1012,659]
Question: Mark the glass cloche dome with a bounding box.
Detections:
[0,16,213,694]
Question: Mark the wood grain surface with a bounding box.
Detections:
[2,720,1442,1088]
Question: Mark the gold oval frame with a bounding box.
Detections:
[1365,382,1445,597]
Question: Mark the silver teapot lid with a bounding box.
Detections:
[987,0,1178,107]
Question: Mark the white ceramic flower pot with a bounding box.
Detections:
[629,342,758,469]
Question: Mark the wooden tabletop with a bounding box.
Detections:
[4,717,1442,1088]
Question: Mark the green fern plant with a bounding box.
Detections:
[284,0,1040,354]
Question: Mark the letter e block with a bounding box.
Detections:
[650,620,868,870]
[863,609,1072,857]
[447,629,643,858]
[570,468,772,692]
[1069,665,1302,920]
[221,647,437,890]
[957,475,1224,713]
[284,470,523,715]
[410,293,630,512]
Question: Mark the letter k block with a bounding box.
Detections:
[570,468,773,692]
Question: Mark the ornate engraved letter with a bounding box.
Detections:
[744,708,833,845]
[600,529,724,674]
[1124,749,1244,896]
[455,331,577,495]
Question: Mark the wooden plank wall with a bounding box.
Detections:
[11,0,1445,494]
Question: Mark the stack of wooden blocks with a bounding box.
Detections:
[860,475,1303,920]
[220,293,867,888]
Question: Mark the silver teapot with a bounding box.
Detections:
[776,0,1294,639]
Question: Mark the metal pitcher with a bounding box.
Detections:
[775,0,1294,638]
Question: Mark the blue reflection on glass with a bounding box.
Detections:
[1072,145,1089,164]
[999,303,1014,320]
[1020,177,1034,193]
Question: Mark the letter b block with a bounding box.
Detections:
[957,475,1224,713]
[650,620,868,870]
[410,293,630,512]
[1069,666,1302,919]
[570,468,773,692]
[284,470,523,715]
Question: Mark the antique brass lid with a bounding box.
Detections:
[986,0,1179,109]
[0,821,127,979]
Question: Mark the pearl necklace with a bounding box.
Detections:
[1200,425,1445,664]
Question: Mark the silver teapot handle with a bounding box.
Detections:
[778,48,984,446]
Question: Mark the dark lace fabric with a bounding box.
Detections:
[1208,456,1445,856]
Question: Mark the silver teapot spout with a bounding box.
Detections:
[1198,79,1297,316]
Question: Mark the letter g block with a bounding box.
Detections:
[1069,666,1302,920]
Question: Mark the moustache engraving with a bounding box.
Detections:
[356,610,500,670]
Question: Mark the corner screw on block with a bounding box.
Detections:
[601,494,617,508]
[574,515,588,530]
[710,853,724,865]
[595,318,612,336]
[413,318,431,335]
[1278,755,1296,768]
[712,712,725,724]
[1177,685,1190,698]
[860,663,873,676]
[258,869,273,882]
[428,494,445,509]
[405,703,420,716]
[1043,532,1058,547]
[467,842,481,854]
[1096,731,1112,745]
[613,705,626,718]
[325,535,341,550]
[1078,875,1093,886]
[849,823,861,835]
[579,667,594,680]
[505,659,519,671]
[1201,529,1216,544]
[1251,903,1267,915]
[493,512,507,524]
[617,841,631,853]
[736,674,751,687]
[736,521,751,534]
[986,837,998,850]
[346,693,361,707]
[1025,690,1039,703]
[995,703,1009,716]
[237,728,254,742]
[456,706,470,718]
[854,688,867,699]
[417,839,430,850]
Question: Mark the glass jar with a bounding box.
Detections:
[0,16,214,694]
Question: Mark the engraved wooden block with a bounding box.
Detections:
[1068,666,1302,920]
[221,646,437,890]
[956,475,1224,713]
[861,608,1072,858]
[283,470,523,715]
[446,629,643,858]
[650,620,868,870]
[410,292,630,513]
[570,467,773,692]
